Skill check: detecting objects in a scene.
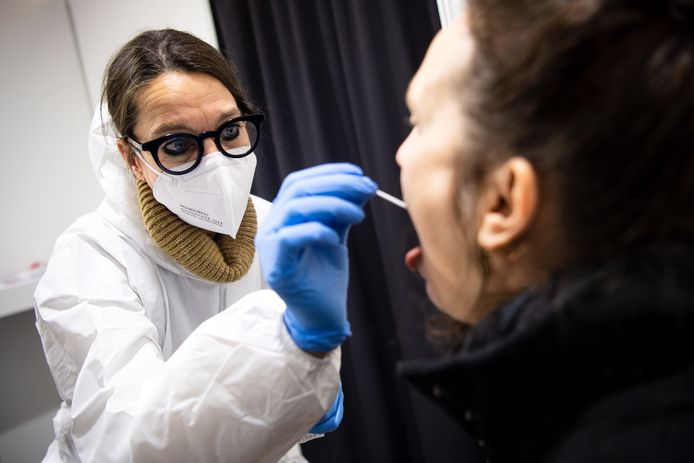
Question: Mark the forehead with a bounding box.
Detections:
[134,71,238,137]
[406,13,473,111]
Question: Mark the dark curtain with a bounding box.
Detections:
[210,1,483,462]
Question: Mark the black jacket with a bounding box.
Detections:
[399,248,694,462]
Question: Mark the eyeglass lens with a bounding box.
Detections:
[159,119,258,173]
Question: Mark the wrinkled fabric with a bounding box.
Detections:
[34,107,340,462]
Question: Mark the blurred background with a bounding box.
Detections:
[0,0,479,461]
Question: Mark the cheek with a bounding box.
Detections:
[397,120,486,320]
[142,168,158,188]
[424,225,485,324]
[133,155,159,187]
[418,184,486,323]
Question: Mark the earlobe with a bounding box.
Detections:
[477,157,539,252]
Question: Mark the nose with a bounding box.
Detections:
[395,133,411,167]
[202,138,217,157]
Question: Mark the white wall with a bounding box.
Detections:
[0,1,217,461]
[68,0,218,107]
[0,0,99,278]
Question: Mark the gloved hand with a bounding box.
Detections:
[309,383,344,434]
[255,163,377,352]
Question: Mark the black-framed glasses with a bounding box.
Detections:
[127,113,264,175]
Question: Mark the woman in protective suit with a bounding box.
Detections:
[33,29,367,463]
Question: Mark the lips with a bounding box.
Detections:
[405,245,423,272]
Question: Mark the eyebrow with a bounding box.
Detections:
[150,107,242,138]
[217,107,242,124]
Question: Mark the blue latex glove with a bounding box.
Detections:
[309,383,344,434]
[255,163,377,352]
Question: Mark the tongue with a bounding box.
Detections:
[405,246,422,272]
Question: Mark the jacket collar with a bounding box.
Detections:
[399,246,694,461]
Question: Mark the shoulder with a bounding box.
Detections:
[47,211,122,265]
[49,211,148,269]
[547,364,694,462]
[35,211,158,307]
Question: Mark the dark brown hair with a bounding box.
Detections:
[101,29,257,140]
[465,0,694,260]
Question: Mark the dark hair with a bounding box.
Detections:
[465,0,694,260]
[102,29,257,140]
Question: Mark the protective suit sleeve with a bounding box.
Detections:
[309,383,344,434]
[34,234,340,463]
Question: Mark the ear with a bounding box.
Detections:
[477,157,539,252]
[117,138,145,182]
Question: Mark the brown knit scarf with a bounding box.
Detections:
[136,180,256,283]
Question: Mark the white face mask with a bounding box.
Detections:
[135,150,257,237]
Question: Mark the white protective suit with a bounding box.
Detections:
[33,108,341,463]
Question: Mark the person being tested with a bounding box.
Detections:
[34,29,354,463]
[256,1,694,461]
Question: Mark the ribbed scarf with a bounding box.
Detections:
[136,180,256,283]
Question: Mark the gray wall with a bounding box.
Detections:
[0,310,59,463]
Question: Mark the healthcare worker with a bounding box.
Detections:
[34,29,362,463]
[256,1,694,462]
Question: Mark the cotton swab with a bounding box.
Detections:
[375,189,407,210]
